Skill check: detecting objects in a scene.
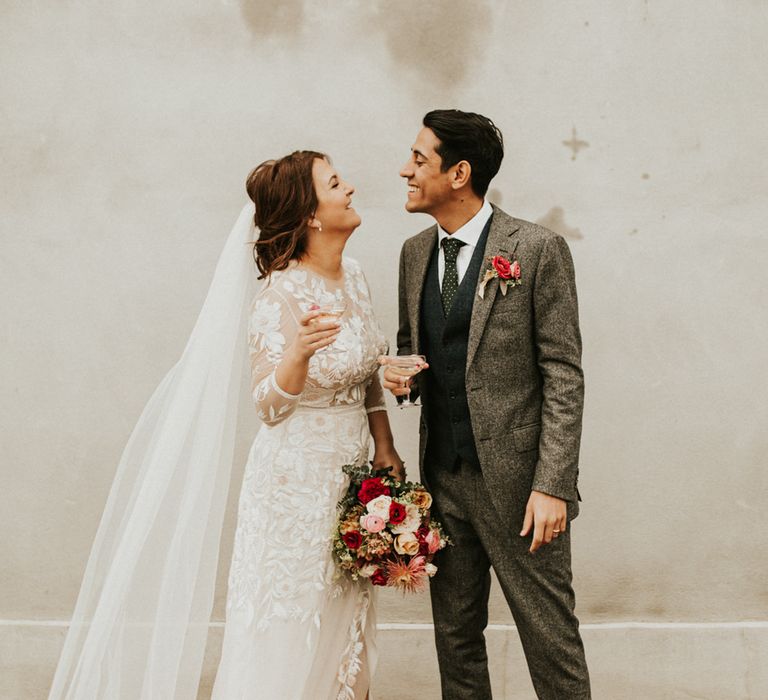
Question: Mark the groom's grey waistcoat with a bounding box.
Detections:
[420,217,492,472]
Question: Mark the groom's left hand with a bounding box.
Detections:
[520,490,567,553]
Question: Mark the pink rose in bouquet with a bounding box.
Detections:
[425,529,442,554]
[360,513,386,534]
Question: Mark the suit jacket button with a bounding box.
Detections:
[449,391,456,399]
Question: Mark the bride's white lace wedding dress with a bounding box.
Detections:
[211,257,388,700]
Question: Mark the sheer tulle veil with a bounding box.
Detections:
[49,204,259,698]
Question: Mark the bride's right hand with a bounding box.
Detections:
[289,308,341,360]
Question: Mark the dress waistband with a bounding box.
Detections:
[294,401,366,414]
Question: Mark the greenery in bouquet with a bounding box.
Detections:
[333,463,450,592]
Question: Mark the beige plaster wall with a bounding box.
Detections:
[2,1,767,697]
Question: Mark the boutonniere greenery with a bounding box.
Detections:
[478,255,522,299]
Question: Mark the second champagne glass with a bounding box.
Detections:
[378,354,427,408]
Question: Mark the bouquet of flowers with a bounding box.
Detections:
[333,463,449,592]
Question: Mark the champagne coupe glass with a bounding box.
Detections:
[313,300,346,352]
[378,354,427,408]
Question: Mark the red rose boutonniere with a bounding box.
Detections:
[478,255,522,299]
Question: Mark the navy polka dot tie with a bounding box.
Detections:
[441,237,465,315]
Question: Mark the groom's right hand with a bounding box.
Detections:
[382,365,427,397]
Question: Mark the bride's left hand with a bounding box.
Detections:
[371,447,406,483]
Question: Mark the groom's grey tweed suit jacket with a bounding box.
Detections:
[397,205,584,522]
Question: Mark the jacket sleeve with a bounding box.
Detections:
[396,242,413,356]
[395,242,421,403]
[530,235,584,501]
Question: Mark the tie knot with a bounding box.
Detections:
[441,236,464,260]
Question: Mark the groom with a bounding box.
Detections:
[383,110,591,699]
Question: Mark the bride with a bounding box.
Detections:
[49,151,403,699]
[213,152,403,698]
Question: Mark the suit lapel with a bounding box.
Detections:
[407,225,438,354]
[467,207,520,368]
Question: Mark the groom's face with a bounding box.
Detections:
[400,127,452,216]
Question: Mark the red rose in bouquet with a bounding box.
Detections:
[342,531,362,549]
[370,569,388,586]
[358,477,391,505]
[389,501,407,525]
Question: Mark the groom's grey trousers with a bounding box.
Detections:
[427,460,591,700]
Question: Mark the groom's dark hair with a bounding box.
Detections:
[423,109,504,197]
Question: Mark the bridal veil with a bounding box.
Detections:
[49,205,258,698]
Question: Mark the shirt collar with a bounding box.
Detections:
[437,200,494,249]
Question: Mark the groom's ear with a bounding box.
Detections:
[450,160,472,191]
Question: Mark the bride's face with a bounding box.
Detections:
[311,158,361,234]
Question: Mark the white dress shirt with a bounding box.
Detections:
[437,200,494,286]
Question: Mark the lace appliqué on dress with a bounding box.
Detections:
[335,588,371,700]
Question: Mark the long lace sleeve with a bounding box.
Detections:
[350,260,388,415]
[364,372,386,414]
[248,287,302,426]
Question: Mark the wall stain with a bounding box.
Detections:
[641,173,650,179]
[562,127,589,160]
[371,0,492,88]
[239,0,304,39]
[536,207,583,240]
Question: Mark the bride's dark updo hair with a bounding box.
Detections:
[247,150,327,279]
